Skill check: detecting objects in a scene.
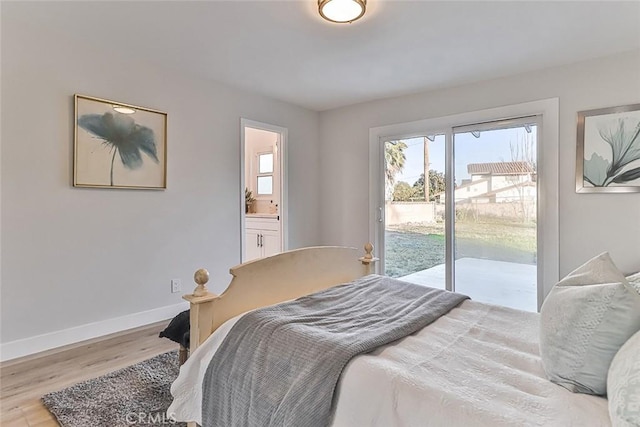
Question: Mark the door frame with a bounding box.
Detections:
[368,98,559,310]
[240,118,288,262]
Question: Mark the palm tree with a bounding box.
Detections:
[385,141,407,188]
[78,112,159,186]
[385,141,407,201]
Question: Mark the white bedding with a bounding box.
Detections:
[169,300,610,426]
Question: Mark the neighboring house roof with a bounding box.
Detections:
[467,161,534,175]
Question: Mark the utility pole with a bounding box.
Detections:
[423,137,430,201]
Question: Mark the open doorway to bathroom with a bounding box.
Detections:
[240,119,287,263]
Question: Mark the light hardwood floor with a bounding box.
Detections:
[1,321,176,426]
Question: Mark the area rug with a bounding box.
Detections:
[42,350,186,427]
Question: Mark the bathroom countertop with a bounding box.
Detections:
[246,213,279,220]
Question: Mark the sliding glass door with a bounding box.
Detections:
[452,118,538,311]
[383,135,446,289]
[381,116,540,311]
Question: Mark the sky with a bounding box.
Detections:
[394,126,538,186]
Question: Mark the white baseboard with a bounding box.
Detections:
[0,302,189,362]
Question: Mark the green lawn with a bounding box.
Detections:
[385,219,536,278]
[384,231,445,278]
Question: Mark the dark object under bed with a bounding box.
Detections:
[159,310,190,364]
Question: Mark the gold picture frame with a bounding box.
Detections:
[74,94,167,189]
[576,103,640,193]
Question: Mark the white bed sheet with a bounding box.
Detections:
[169,300,610,426]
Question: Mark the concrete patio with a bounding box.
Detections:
[399,257,538,312]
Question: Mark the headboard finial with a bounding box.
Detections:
[193,268,210,297]
[363,242,374,260]
[359,243,378,273]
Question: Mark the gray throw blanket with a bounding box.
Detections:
[202,274,468,427]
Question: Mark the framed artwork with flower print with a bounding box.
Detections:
[576,103,640,193]
[74,94,167,189]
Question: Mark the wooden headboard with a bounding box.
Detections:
[183,244,377,353]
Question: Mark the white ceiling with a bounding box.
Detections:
[6,1,640,111]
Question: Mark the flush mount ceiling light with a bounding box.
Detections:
[318,0,366,23]
[112,105,136,114]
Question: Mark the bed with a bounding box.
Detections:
[170,244,612,427]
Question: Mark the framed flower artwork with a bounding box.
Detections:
[74,94,167,189]
[576,103,640,193]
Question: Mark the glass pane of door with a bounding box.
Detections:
[384,135,447,289]
[453,122,538,311]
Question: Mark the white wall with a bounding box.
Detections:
[0,9,320,351]
[319,50,640,276]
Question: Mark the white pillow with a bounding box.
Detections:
[539,252,640,395]
[608,330,640,426]
[628,272,640,292]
